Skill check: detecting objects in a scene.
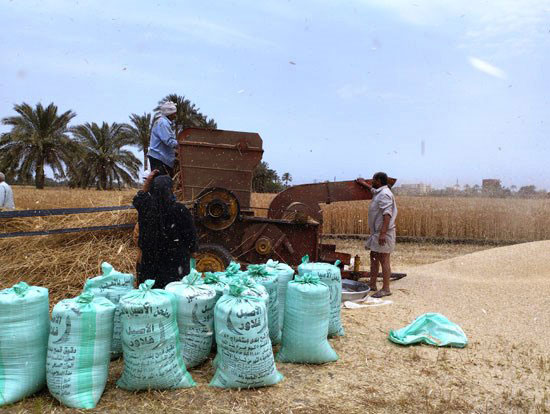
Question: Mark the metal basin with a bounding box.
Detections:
[341,279,371,302]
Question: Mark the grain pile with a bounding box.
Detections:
[3,239,549,413]
[360,241,550,413]
[397,241,550,348]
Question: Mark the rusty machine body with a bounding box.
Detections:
[177,128,396,279]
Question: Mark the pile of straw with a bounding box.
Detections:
[0,187,138,304]
[0,231,137,305]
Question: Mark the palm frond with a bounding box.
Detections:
[0,102,76,188]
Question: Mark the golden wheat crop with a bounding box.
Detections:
[250,193,550,242]
[323,196,550,242]
[6,187,550,242]
[11,185,136,209]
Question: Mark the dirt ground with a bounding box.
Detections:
[3,240,550,414]
[323,237,490,270]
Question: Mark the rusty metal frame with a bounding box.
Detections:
[173,127,403,275]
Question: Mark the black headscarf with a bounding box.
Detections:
[151,175,175,231]
[135,175,178,256]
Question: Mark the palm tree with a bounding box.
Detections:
[156,94,217,137]
[127,113,153,170]
[282,172,293,187]
[0,102,77,189]
[70,122,141,190]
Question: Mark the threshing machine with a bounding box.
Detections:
[177,128,397,279]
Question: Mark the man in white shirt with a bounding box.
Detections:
[357,172,397,298]
[0,172,15,210]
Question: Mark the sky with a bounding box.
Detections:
[1,0,549,189]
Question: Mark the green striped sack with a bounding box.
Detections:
[210,280,283,389]
[298,255,344,337]
[46,290,115,409]
[265,259,295,330]
[0,282,49,407]
[117,280,195,390]
[246,264,281,345]
[211,275,268,369]
[165,270,217,368]
[84,262,135,358]
[276,274,338,364]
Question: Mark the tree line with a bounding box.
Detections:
[0,94,216,190]
[0,93,291,192]
[396,184,549,199]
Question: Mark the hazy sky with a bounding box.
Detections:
[1,0,549,189]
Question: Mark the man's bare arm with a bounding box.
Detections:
[356,178,373,193]
[379,214,391,245]
[143,169,159,192]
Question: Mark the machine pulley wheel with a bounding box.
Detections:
[194,187,240,231]
[194,244,233,273]
[255,237,273,255]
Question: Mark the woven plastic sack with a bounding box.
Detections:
[389,313,468,348]
[210,280,283,389]
[246,264,281,345]
[0,282,49,407]
[204,271,230,352]
[203,272,228,301]
[165,270,217,368]
[276,274,338,364]
[239,275,269,301]
[117,280,195,390]
[211,276,268,369]
[84,262,135,358]
[224,261,242,280]
[46,290,115,409]
[298,255,344,336]
[265,259,294,329]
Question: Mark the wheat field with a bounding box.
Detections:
[253,193,550,242]
[4,187,550,242]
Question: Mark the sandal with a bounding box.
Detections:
[371,290,392,298]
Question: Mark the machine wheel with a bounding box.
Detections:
[194,187,240,231]
[194,244,233,273]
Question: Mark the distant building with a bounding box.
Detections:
[482,179,502,194]
[397,183,432,195]
[453,179,461,192]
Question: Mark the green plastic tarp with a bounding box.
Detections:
[389,313,468,348]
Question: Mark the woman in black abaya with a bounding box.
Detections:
[133,170,198,288]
